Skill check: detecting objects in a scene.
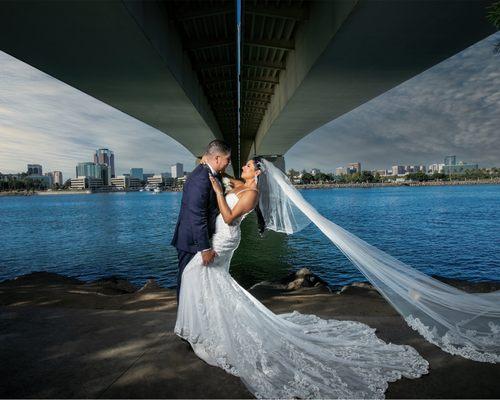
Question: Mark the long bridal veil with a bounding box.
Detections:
[258,159,500,363]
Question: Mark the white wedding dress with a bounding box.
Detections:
[174,192,429,399]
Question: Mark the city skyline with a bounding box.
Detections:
[7,152,489,182]
[0,32,499,177]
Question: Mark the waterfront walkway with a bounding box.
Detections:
[1,272,499,398]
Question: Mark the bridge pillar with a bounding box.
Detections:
[258,155,286,172]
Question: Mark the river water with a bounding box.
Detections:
[1,185,498,288]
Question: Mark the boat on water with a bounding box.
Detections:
[153,187,162,194]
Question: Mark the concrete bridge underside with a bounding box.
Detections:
[0,0,495,170]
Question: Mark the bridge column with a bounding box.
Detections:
[258,155,286,172]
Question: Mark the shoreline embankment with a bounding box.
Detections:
[295,178,500,190]
[1,270,499,398]
[0,178,498,197]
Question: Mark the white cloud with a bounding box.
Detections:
[1,32,499,177]
[0,51,194,179]
[286,32,500,172]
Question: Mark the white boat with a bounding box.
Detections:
[153,187,161,194]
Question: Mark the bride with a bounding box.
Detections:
[174,157,429,399]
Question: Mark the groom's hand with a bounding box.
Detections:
[201,249,217,266]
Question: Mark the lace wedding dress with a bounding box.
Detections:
[174,192,428,399]
[175,193,428,398]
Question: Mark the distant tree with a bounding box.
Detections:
[406,171,429,182]
[63,179,72,189]
[487,1,500,53]
[430,172,446,181]
[315,172,330,183]
[359,171,375,183]
[301,172,314,184]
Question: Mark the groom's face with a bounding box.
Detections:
[214,152,231,173]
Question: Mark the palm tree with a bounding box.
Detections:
[487,1,500,54]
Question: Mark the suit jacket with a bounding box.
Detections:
[171,163,220,254]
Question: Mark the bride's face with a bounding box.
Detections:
[241,160,260,181]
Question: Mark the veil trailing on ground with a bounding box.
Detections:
[258,159,500,363]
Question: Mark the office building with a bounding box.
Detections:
[70,176,103,190]
[392,165,406,176]
[442,161,478,175]
[335,167,347,176]
[76,162,110,185]
[347,162,361,173]
[94,148,115,179]
[444,155,457,166]
[171,163,183,179]
[26,175,51,188]
[111,175,142,189]
[52,171,63,185]
[147,175,164,187]
[27,164,43,175]
[130,168,143,181]
[44,171,63,186]
[428,163,443,173]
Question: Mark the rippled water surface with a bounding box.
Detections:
[1,185,498,288]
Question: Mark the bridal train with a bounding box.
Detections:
[175,192,429,399]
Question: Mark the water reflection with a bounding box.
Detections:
[231,212,291,288]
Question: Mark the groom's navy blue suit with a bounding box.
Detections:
[171,163,221,302]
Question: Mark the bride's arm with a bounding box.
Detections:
[209,175,258,224]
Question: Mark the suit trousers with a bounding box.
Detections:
[176,249,196,304]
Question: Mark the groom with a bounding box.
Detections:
[171,139,232,303]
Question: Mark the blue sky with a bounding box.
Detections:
[0,32,498,180]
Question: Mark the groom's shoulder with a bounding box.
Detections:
[187,164,209,183]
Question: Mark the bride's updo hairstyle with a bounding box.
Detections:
[252,156,266,235]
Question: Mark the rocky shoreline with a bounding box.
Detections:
[1,270,499,398]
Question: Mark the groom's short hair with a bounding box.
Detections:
[206,139,231,156]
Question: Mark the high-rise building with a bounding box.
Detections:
[76,162,110,185]
[392,165,406,176]
[443,160,478,175]
[171,163,183,178]
[444,155,456,166]
[44,171,63,186]
[52,171,63,185]
[130,168,143,181]
[94,148,115,179]
[428,164,440,173]
[27,164,42,175]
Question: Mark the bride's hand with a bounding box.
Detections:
[208,174,223,195]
